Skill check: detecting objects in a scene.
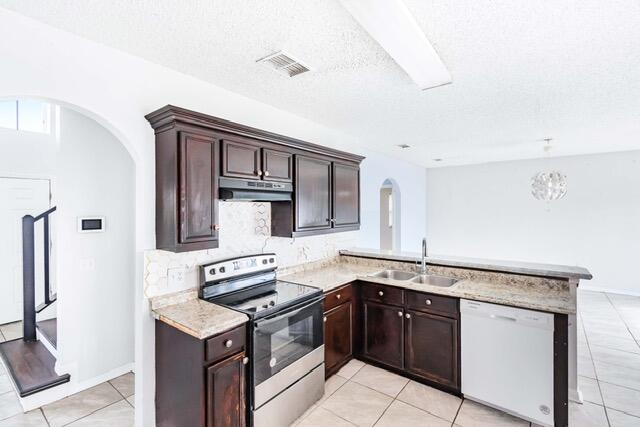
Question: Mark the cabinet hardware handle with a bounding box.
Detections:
[323,316,327,323]
[405,313,411,319]
[425,299,432,305]
[256,170,263,176]
[330,218,336,223]
[243,357,249,365]
[212,224,220,231]
[336,294,341,299]
[397,311,403,317]
[224,339,233,348]
[378,291,384,297]
[264,171,270,176]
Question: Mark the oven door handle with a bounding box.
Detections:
[254,295,324,328]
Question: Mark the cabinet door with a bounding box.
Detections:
[332,162,360,228]
[295,155,332,231]
[324,301,353,377]
[206,352,246,427]
[262,149,292,182]
[179,132,218,245]
[221,139,261,180]
[362,301,404,369]
[405,310,459,390]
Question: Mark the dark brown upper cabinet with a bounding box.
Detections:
[151,123,220,253]
[295,155,332,232]
[221,137,262,180]
[272,155,361,238]
[332,162,360,228]
[220,135,293,183]
[262,148,293,182]
[146,105,363,251]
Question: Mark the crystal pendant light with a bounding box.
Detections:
[531,138,567,201]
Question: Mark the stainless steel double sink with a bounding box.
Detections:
[370,269,458,288]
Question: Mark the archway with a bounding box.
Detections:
[379,178,401,251]
[0,96,137,411]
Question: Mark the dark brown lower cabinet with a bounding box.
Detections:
[404,309,459,389]
[324,301,353,376]
[358,283,460,393]
[207,352,246,427]
[362,300,404,369]
[156,321,247,427]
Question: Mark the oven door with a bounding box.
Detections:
[252,295,324,408]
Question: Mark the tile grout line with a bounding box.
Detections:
[107,378,129,401]
[581,293,614,427]
[59,399,128,427]
[605,292,640,348]
[369,379,411,426]
[40,407,52,427]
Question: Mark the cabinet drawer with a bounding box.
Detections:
[205,325,246,364]
[362,283,403,306]
[324,284,354,312]
[405,291,458,318]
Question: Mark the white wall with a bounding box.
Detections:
[55,108,135,382]
[0,104,135,383]
[0,8,427,425]
[425,151,640,295]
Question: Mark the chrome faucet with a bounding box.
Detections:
[420,237,428,275]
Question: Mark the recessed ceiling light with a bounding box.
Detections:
[397,144,411,149]
[339,0,452,90]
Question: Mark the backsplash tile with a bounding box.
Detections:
[144,201,357,298]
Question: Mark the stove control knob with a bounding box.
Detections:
[262,259,268,265]
[219,266,226,274]
[209,268,216,275]
[269,258,275,263]
[224,339,233,348]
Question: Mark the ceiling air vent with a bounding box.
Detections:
[257,51,310,77]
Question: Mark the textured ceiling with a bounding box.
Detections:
[2,0,639,167]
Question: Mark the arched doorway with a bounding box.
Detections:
[0,97,136,413]
[379,178,401,251]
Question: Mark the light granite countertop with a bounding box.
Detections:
[340,247,592,281]
[150,290,248,339]
[281,259,575,314]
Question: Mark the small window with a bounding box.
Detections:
[0,99,51,134]
[0,100,17,129]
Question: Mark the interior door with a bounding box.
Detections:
[0,177,50,325]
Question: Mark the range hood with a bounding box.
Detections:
[219,177,292,202]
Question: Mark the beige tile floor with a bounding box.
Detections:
[293,290,640,427]
[1,290,639,426]
[0,326,134,427]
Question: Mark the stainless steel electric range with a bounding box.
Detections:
[199,254,325,427]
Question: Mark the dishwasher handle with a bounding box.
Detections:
[490,314,517,322]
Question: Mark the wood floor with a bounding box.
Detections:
[0,338,69,397]
[36,319,57,348]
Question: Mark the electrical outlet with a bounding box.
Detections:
[79,258,95,271]
[168,267,186,289]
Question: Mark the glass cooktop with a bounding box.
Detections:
[208,280,322,318]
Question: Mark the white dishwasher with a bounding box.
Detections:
[461,299,555,427]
